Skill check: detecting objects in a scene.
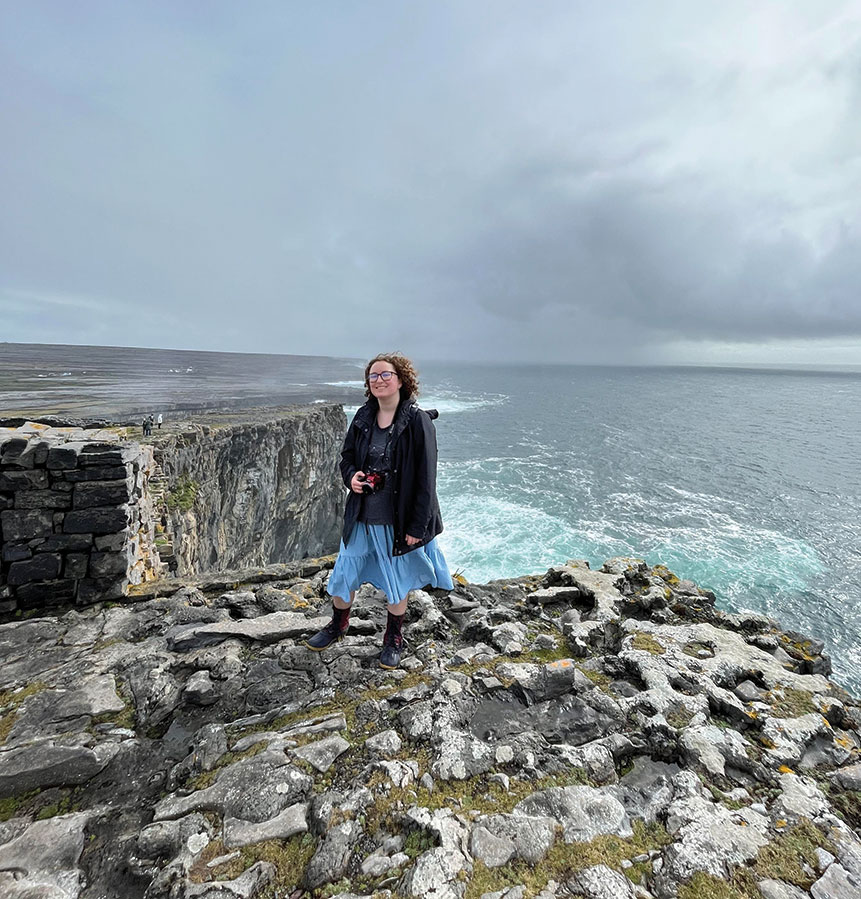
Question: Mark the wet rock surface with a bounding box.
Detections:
[0,557,860,898]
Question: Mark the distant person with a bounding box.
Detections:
[305,352,453,668]
[142,416,150,437]
[157,413,163,430]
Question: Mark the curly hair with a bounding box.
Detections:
[363,352,420,402]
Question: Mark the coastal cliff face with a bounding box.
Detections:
[154,405,346,576]
[1,558,859,899]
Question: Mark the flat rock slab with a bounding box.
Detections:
[224,802,308,848]
[810,864,861,899]
[567,864,640,899]
[0,811,91,899]
[167,612,332,650]
[515,785,632,843]
[292,734,350,772]
[0,742,118,798]
[7,675,126,744]
[154,749,312,823]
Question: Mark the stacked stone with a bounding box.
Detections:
[0,429,157,614]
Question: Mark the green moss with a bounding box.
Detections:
[365,768,590,838]
[707,785,749,811]
[0,682,47,746]
[0,790,39,821]
[768,687,818,719]
[579,666,614,694]
[682,641,713,658]
[90,681,136,731]
[166,475,199,512]
[631,632,666,655]
[35,791,75,819]
[188,740,268,791]
[0,787,79,822]
[464,820,672,898]
[678,871,754,899]
[666,704,696,729]
[189,833,316,893]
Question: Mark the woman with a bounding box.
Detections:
[306,352,453,668]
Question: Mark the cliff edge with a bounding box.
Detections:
[0,558,859,899]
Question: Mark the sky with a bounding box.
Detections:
[1,1,860,365]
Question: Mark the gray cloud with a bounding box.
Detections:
[1,1,860,363]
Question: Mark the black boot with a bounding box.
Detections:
[380,611,405,669]
[306,603,350,651]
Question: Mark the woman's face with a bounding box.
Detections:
[368,360,402,401]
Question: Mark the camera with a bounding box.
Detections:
[361,470,387,494]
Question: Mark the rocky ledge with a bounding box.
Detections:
[1,558,860,899]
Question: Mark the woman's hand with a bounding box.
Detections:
[350,472,366,494]
[405,534,421,546]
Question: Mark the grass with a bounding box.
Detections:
[823,783,861,829]
[752,818,833,887]
[675,818,835,899]
[187,740,269,791]
[0,681,48,746]
[189,832,316,893]
[166,475,199,512]
[363,767,590,837]
[631,632,666,655]
[678,871,752,899]
[0,787,79,822]
[666,704,696,729]
[464,819,672,899]
[768,687,818,719]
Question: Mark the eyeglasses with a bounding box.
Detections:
[368,371,397,382]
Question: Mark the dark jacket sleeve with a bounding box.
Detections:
[406,410,438,537]
[339,419,360,489]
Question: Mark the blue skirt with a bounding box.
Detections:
[327,523,453,605]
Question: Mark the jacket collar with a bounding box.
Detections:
[355,398,416,445]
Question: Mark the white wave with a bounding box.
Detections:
[323,380,365,388]
[419,393,508,415]
[436,492,609,584]
[437,469,824,597]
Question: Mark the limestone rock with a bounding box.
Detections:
[223,802,308,848]
[566,865,640,899]
[514,786,632,843]
[154,748,312,823]
[0,741,118,797]
[292,734,350,773]
[0,812,91,899]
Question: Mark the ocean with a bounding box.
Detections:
[417,363,861,695]
[3,344,860,694]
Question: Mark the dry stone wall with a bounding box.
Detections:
[0,405,347,612]
[0,423,161,613]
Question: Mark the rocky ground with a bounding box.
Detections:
[1,557,860,899]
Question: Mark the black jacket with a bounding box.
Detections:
[340,397,444,556]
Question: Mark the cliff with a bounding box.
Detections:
[0,558,859,899]
[152,405,346,576]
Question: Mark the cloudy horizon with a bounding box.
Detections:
[2,2,860,366]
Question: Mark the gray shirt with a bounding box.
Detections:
[358,421,394,525]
